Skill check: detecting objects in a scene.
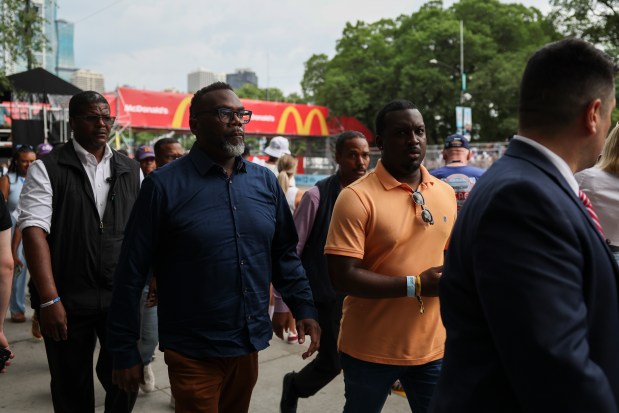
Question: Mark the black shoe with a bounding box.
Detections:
[280,372,298,413]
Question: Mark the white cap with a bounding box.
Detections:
[264,136,291,158]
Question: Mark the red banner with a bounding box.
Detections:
[105,88,329,136]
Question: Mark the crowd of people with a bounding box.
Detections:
[0,37,618,413]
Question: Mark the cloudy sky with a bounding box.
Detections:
[57,0,551,95]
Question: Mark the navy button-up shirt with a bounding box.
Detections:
[108,143,317,369]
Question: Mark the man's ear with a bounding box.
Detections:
[584,98,603,135]
[189,117,199,137]
[442,150,448,161]
[466,150,472,161]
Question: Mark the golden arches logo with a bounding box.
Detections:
[171,96,192,129]
[276,107,328,136]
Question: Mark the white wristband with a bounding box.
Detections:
[406,276,416,297]
[40,297,61,309]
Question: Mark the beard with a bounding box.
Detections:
[222,141,245,157]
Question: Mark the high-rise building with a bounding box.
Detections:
[71,69,105,93]
[55,19,76,82]
[2,0,79,80]
[226,69,258,90]
[2,0,53,74]
[187,69,226,93]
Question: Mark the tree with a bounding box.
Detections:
[301,53,329,103]
[235,83,305,103]
[549,0,619,53]
[0,0,46,88]
[300,0,560,143]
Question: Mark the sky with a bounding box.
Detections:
[57,0,551,96]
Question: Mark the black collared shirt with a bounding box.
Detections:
[108,143,317,368]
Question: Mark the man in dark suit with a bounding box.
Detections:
[431,38,619,412]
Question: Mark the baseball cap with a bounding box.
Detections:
[36,143,53,156]
[136,145,155,160]
[444,134,470,150]
[264,136,291,158]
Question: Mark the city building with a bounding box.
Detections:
[187,69,226,93]
[55,19,76,82]
[2,0,77,80]
[226,68,258,90]
[71,69,105,93]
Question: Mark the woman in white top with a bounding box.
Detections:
[0,145,36,324]
[277,154,304,213]
[275,154,304,342]
[576,122,619,265]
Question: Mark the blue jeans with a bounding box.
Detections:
[138,285,159,364]
[340,352,442,413]
[9,241,27,315]
[614,252,619,267]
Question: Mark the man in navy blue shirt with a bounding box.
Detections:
[108,82,320,412]
[430,134,485,211]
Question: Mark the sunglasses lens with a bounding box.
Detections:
[412,191,424,205]
[421,209,434,224]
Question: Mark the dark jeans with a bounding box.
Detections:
[289,298,343,397]
[41,311,137,413]
[340,352,442,413]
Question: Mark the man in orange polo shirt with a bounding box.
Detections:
[325,99,456,413]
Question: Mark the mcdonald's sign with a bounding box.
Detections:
[275,106,329,136]
[107,88,330,136]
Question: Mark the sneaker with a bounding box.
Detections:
[31,314,42,340]
[280,372,298,413]
[139,363,155,393]
[391,379,406,397]
[287,332,298,344]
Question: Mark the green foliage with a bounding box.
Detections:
[235,83,305,103]
[549,0,619,56]
[0,0,46,88]
[301,0,561,143]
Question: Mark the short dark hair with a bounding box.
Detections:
[69,91,108,117]
[375,100,418,136]
[154,137,180,157]
[189,82,234,118]
[335,131,367,155]
[518,38,618,132]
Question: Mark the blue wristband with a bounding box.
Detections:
[406,276,416,297]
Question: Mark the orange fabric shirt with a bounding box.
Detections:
[325,160,456,366]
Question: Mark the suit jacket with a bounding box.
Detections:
[431,139,619,412]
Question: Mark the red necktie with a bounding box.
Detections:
[579,190,605,237]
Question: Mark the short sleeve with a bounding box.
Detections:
[324,187,368,259]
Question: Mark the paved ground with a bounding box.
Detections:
[0,307,411,412]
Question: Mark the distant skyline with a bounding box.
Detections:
[57,0,551,95]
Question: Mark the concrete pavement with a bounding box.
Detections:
[1,307,411,412]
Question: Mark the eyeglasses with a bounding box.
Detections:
[412,190,434,225]
[193,108,252,124]
[160,154,183,161]
[74,115,116,126]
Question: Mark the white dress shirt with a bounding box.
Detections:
[17,140,113,234]
[512,135,579,195]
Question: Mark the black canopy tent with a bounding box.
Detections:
[6,68,81,147]
[7,67,81,96]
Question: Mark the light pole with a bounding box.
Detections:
[429,20,470,136]
[459,20,465,104]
